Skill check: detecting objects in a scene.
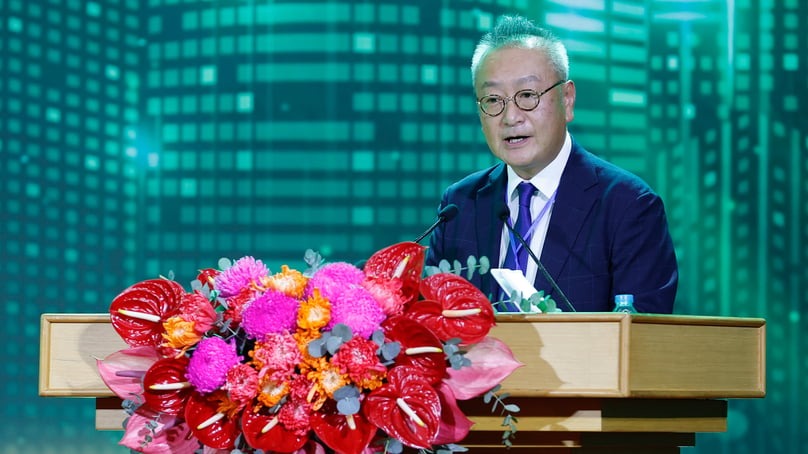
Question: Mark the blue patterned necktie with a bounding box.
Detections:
[500,181,536,310]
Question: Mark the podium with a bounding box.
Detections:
[39,313,765,453]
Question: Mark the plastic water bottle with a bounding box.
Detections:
[613,294,637,313]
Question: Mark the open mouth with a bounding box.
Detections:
[505,136,529,144]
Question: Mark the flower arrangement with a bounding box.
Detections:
[97,242,522,453]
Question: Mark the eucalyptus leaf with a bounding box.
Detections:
[465,255,477,280]
[478,256,490,274]
[379,342,400,362]
[424,265,442,276]
[308,338,326,358]
[333,385,360,400]
[326,336,343,355]
[217,257,232,270]
[452,259,462,275]
[438,259,451,273]
[336,396,360,415]
[371,329,385,347]
[331,323,353,342]
[385,438,403,454]
[504,404,521,412]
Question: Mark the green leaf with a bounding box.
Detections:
[453,259,462,275]
[478,256,490,274]
[217,257,232,270]
[504,404,520,412]
[466,256,477,280]
[438,259,451,273]
[423,265,442,276]
[544,296,558,312]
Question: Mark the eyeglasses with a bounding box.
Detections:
[476,80,567,117]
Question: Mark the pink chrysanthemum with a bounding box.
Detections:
[331,336,387,390]
[224,363,259,406]
[186,337,241,393]
[214,256,269,298]
[327,285,385,339]
[362,277,407,316]
[278,396,313,436]
[241,291,299,340]
[251,333,303,381]
[305,262,365,300]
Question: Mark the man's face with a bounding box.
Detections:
[474,47,575,180]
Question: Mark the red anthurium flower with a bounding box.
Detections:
[363,242,426,306]
[184,391,239,450]
[142,356,192,416]
[196,268,219,287]
[382,316,446,385]
[363,367,441,449]
[310,401,378,454]
[110,279,185,347]
[408,274,495,345]
[242,403,308,453]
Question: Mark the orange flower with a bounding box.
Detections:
[297,288,331,332]
[257,375,290,408]
[307,361,349,399]
[262,265,308,298]
[161,316,201,353]
[295,345,325,376]
[212,390,243,420]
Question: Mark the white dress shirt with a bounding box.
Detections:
[499,132,572,284]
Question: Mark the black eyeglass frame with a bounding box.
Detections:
[476,79,567,117]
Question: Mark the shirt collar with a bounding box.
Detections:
[506,131,572,200]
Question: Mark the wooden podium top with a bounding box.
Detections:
[39,312,765,399]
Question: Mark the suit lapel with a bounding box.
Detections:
[541,142,600,283]
[474,164,507,298]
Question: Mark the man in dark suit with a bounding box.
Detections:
[426,15,677,313]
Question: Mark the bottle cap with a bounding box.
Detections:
[615,294,634,305]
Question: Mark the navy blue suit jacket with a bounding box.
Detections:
[426,139,678,313]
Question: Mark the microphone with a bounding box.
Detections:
[498,206,576,312]
[414,204,459,244]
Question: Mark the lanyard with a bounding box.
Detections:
[506,188,557,270]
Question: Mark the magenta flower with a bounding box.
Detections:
[214,256,269,298]
[186,337,241,393]
[305,262,365,300]
[241,290,299,340]
[327,285,385,339]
